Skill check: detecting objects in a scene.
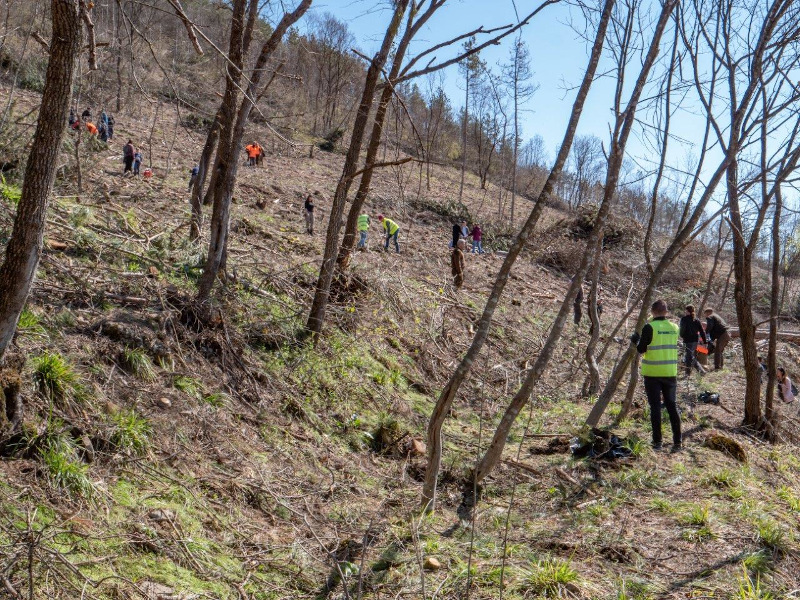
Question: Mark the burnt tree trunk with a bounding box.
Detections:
[0,0,82,360]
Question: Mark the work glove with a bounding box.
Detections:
[629,332,640,345]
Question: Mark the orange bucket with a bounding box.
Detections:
[697,345,709,355]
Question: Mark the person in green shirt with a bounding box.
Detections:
[378,215,400,253]
[630,299,681,452]
[357,213,370,250]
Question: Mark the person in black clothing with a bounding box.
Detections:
[304,195,314,234]
[451,221,461,248]
[81,107,92,120]
[630,299,682,452]
[679,305,705,375]
[703,308,730,370]
[122,140,135,175]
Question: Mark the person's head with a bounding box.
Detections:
[685,304,695,315]
[651,299,668,317]
[778,367,787,379]
[704,308,714,317]
[457,239,465,250]
[378,214,384,222]
[127,139,132,144]
[759,356,765,364]
[306,194,312,201]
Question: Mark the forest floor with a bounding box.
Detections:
[1,92,800,599]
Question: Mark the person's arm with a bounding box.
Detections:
[636,323,653,354]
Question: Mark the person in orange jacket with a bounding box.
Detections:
[245,143,259,166]
[86,121,98,136]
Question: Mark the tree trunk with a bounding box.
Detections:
[198,0,311,302]
[764,186,781,436]
[195,0,248,301]
[336,3,420,271]
[458,69,468,203]
[190,110,222,241]
[421,0,616,512]
[305,0,409,338]
[0,0,82,360]
[699,220,728,313]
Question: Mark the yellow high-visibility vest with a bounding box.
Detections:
[641,318,679,377]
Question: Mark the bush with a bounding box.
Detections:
[319,127,344,152]
[40,436,93,499]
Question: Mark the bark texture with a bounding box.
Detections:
[0,0,82,360]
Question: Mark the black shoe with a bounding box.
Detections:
[651,442,663,451]
[670,443,682,453]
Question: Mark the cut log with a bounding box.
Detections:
[728,328,800,344]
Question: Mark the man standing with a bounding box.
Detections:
[357,213,370,250]
[304,195,314,235]
[704,308,730,370]
[378,215,400,253]
[679,305,705,375]
[451,239,466,288]
[631,300,681,452]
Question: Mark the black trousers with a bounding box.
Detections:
[643,376,681,446]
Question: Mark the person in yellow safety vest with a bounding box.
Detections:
[629,299,682,452]
[357,213,370,250]
[378,214,400,253]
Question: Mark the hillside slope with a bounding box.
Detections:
[1,96,800,600]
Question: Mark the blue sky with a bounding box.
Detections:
[303,0,650,167]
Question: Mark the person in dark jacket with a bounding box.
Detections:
[122,140,135,175]
[630,299,682,451]
[81,107,92,120]
[679,305,706,375]
[451,221,461,248]
[304,195,314,234]
[703,308,730,370]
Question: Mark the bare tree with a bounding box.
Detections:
[421,0,617,512]
[305,0,411,337]
[503,36,536,222]
[198,0,312,302]
[567,135,603,208]
[0,0,83,360]
[472,0,679,486]
[457,37,482,203]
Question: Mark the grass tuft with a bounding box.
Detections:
[110,410,151,455]
[121,347,157,381]
[33,351,83,404]
[521,556,579,596]
[40,436,94,499]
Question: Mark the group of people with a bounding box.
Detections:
[450,220,484,254]
[122,140,143,176]
[244,142,265,167]
[678,305,730,373]
[301,198,401,253]
[69,106,115,142]
[634,300,795,453]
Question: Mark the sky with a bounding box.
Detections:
[301,0,660,170]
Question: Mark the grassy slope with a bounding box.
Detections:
[0,93,799,600]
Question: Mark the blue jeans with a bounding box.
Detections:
[471,240,484,253]
[385,231,400,252]
[358,230,368,248]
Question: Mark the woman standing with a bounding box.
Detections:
[777,367,795,403]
